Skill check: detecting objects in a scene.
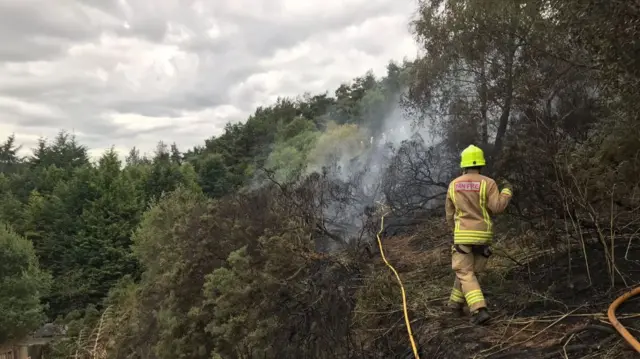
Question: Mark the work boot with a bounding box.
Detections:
[470,308,491,325]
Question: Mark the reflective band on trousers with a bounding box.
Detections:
[450,288,465,303]
[465,289,485,306]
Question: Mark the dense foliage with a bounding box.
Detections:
[0,0,639,358]
[0,223,50,343]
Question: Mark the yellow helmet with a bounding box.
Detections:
[460,145,486,168]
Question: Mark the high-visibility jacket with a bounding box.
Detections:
[445,172,513,245]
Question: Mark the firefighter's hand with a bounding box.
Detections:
[499,178,513,191]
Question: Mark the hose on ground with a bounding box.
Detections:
[607,286,640,353]
[376,210,421,359]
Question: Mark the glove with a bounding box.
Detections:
[498,178,512,190]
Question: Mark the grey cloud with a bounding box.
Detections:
[0,37,68,62]
[357,40,391,57]
[109,97,209,118]
[3,111,61,128]
[0,0,124,61]
[16,110,122,136]
[0,0,417,157]
[192,2,399,58]
[75,0,120,13]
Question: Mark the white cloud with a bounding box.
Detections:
[0,0,420,159]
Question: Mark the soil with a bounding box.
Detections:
[373,237,640,359]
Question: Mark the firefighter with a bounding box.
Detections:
[445,144,513,325]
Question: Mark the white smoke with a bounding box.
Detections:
[312,97,441,245]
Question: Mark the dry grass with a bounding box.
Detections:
[354,219,640,358]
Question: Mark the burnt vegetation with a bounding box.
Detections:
[0,0,640,358]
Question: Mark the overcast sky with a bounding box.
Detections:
[1,0,420,159]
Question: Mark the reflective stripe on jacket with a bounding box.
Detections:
[445,173,512,245]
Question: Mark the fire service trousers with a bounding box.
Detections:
[448,244,490,312]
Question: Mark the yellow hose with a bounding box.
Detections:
[607,286,640,353]
[376,212,420,359]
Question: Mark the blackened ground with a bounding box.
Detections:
[483,242,640,358]
[500,242,640,327]
[366,236,640,359]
